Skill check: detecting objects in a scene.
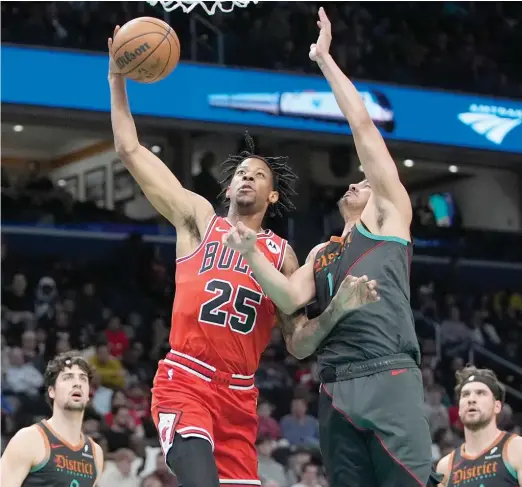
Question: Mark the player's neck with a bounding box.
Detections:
[341,216,360,237]
[226,210,265,233]
[463,422,501,456]
[47,410,84,446]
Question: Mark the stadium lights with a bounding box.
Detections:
[13,125,24,132]
[151,145,162,154]
[449,165,459,173]
[403,159,414,168]
[57,179,66,187]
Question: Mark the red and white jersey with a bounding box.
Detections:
[169,215,288,376]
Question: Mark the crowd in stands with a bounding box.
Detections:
[2,2,522,485]
[2,1,521,97]
[2,217,521,486]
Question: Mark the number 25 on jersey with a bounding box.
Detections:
[199,279,262,335]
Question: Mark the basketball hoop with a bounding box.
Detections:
[147,0,258,15]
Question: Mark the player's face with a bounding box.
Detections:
[49,364,90,412]
[338,179,372,214]
[458,382,501,431]
[226,158,279,215]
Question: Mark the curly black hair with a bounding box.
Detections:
[219,133,298,217]
[44,351,93,407]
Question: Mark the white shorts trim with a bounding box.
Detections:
[163,359,211,382]
[219,480,261,485]
[170,349,217,371]
[231,373,255,379]
[177,426,215,451]
[229,384,255,391]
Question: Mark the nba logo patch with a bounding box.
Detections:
[266,239,280,254]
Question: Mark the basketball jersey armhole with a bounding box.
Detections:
[276,239,288,271]
[88,437,100,478]
[447,449,455,471]
[502,434,519,481]
[176,214,217,264]
[30,424,50,473]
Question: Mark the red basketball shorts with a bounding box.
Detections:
[151,350,260,487]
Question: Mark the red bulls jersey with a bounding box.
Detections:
[169,215,287,376]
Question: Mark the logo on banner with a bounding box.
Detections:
[458,104,522,145]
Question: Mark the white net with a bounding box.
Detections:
[147,0,258,15]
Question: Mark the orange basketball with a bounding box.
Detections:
[112,17,180,83]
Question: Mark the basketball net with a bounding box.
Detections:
[147,0,257,15]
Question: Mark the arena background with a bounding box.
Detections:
[1,2,521,486]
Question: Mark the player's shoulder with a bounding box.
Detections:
[86,437,105,472]
[505,434,522,463]
[4,424,46,457]
[436,450,455,478]
[307,242,329,262]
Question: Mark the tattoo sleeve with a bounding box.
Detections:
[277,244,338,359]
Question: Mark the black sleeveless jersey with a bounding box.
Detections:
[22,420,98,487]
[312,221,420,371]
[447,431,519,487]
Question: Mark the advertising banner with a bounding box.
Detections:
[3,46,521,153]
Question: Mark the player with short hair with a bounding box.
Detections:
[222,7,437,487]
[1,352,103,487]
[108,25,380,487]
[436,366,522,486]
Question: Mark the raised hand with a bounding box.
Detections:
[331,274,380,316]
[309,7,332,64]
[108,25,121,78]
[222,221,258,255]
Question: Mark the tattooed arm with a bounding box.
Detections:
[277,246,379,359]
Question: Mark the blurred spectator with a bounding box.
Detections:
[98,448,140,487]
[424,385,450,436]
[291,462,322,487]
[2,273,34,326]
[257,399,281,440]
[104,405,143,453]
[4,347,44,398]
[193,151,221,209]
[89,339,126,389]
[257,435,289,487]
[148,452,177,487]
[440,305,471,357]
[90,370,115,416]
[280,398,319,448]
[105,315,130,360]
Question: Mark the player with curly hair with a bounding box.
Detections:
[1,352,103,487]
[109,28,380,486]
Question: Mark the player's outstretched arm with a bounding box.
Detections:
[223,223,318,315]
[279,271,379,359]
[108,27,214,232]
[435,453,451,486]
[0,427,43,487]
[310,8,411,226]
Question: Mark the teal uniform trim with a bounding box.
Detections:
[327,272,334,297]
[504,459,518,481]
[29,458,49,473]
[356,222,409,246]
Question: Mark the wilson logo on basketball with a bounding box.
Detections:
[54,455,94,476]
[116,43,151,70]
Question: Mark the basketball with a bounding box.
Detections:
[112,17,180,83]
